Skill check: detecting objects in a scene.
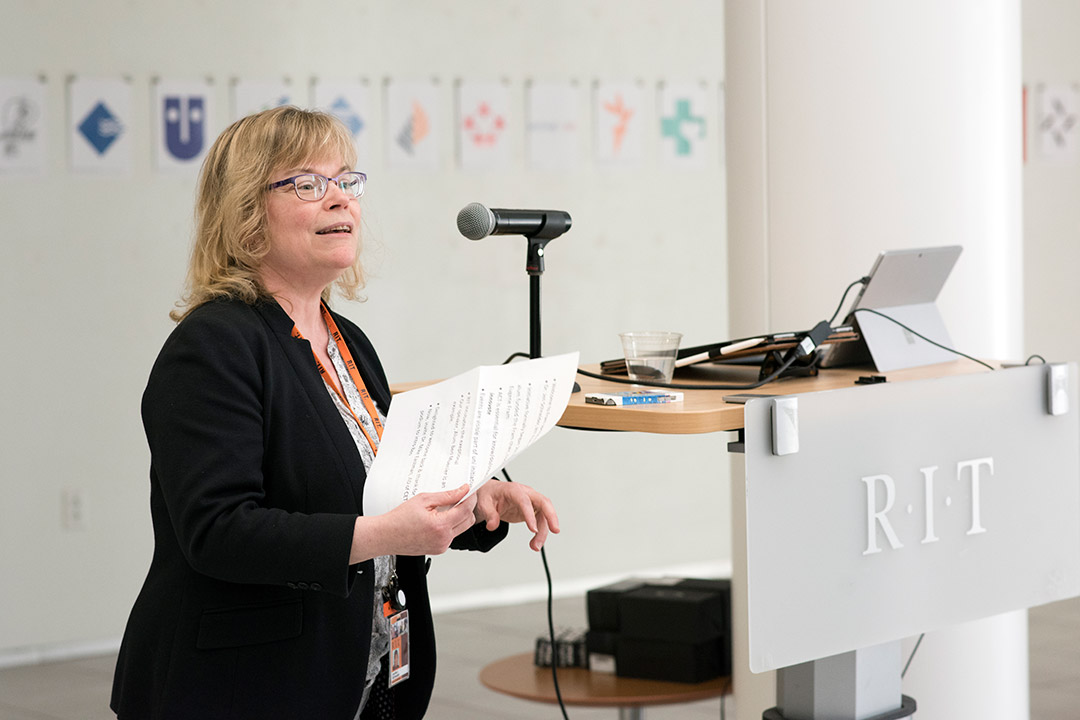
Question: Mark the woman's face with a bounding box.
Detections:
[262,155,361,294]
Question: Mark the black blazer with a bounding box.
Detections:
[111,298,505,720]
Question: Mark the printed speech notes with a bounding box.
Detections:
[362,352,579,517]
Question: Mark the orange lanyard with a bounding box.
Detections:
[292,304,384,456]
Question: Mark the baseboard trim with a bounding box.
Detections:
[0,560,732,668]
[429,559,733,615]
[0,637,122,670]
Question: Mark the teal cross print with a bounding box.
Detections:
[660,99,705,155]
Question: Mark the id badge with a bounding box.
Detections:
[388,609,410,688]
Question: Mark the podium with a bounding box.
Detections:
[559,360,1080,720]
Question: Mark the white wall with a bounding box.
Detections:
[1023,0,1080,362]
[0,1,730,658]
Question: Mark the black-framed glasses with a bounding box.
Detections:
[268,171,366,202]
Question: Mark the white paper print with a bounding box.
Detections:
[362,353,579,517]
[594,82,644,165]
[69,77,133,174]
[1038,84,1079,160]
[385,79,440,170]
[232,79,294,122]
[527,81,579,171]
[717,82,727,168]
[0,77,47,173]
[457,81,510,170]
[313,81,372,169]
[153,79,213,172]
[659,82,708,168]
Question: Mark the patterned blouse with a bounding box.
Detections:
[320,325,392,717]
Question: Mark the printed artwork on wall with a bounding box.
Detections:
[232,79,294,122]
[594,81,644,165]
[526,81,579,171]
[717,82,726,167]
[5,74,727,179]
[68,77,133,174]
[385,79,440,170]
[0,77,47,174]
[314,81,372,170]
[659,82,708,168]
[456,80,510,170]
[1037,83,1079,161]
[153,79,214,172]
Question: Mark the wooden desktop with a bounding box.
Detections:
[559,360,988,434]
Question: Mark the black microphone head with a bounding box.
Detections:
[456,202,495,240]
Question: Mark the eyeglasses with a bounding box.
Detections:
[268,171,367,202]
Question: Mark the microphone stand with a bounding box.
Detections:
[524,232,581,392]
[525,237,546,360]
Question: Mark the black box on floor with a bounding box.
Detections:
[586,579,646,632]
[674,578,732,672]
[616,636,725,683]
[618,585,725,643]
[675,577,731,600]
[586,630,618,673]
[675,578,731,633]
[586,629,618,655]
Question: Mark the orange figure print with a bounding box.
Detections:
[411,102,430,144]
[603,93,634,152]
[397,101,430,155]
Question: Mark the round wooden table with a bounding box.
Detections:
[479,652,732,720]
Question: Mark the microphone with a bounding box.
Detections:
[457,203,572,241]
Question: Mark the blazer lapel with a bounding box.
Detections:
[254,300,368,513]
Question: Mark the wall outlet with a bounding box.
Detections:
[62,489,87,531]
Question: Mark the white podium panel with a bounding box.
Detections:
[743,364,1080,673]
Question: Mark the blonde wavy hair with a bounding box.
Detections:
[171,106,363,322]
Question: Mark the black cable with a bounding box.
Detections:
[514,344,806,400]
[829,276,871,326]
[541,545,570,719]
[501,355,571,717]
[1026,354,1047,365]
[576,348,805,391]
[901,633,925,679]
[502,464,569,718]
[851,308,996,371]
[503,351,531,365]
[577,277,864,391]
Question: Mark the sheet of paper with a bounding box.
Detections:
[362,352,579,517]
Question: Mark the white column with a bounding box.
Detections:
[725,2,1025,719]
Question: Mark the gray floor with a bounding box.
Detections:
[1,595,1077,719]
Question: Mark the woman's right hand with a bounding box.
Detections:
[350,484,477,563]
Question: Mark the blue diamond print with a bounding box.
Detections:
[78,102,123,155]
[331,97,364,136]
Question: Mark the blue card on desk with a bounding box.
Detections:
[584,390,684,406]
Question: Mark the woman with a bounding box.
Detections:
[111,106,559,720]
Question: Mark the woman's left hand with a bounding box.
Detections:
[473,480,560,551]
